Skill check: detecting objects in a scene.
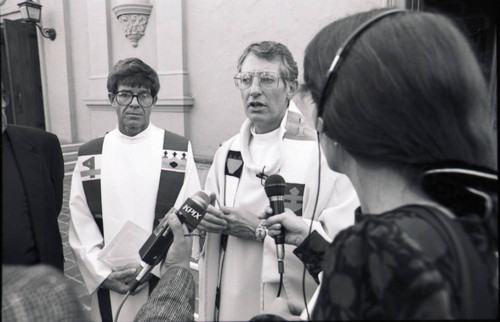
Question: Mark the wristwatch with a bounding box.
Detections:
[255,220,268,241]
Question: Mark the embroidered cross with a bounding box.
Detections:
[285,186,303,213]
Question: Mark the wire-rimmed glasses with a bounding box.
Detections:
[234,71,282,90]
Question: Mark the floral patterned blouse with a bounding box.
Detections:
[294,205,496,320]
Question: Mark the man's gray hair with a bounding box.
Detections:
[237,41,298,83]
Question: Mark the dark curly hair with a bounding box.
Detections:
[107,58,160,97]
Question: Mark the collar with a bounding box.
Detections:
[238,102,302,175]
[115,122,154,142]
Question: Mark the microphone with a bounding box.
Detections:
[128,190,211,292]
[264,175,287,276]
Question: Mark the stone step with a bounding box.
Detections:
[63,151,78,162]
[62,143,81,176]
[64,161,77,175]
[61,143,82,154]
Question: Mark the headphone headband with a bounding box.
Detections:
[317,8,407,116]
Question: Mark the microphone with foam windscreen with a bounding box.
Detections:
[128,190,211,292]
[264,174,287,296]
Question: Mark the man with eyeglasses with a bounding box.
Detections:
[2,81,64,271]
[68,58,201,321]
[196,41,359,321]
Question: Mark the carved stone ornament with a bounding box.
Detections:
[112,2,153,47]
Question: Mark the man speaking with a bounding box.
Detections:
[196,41,359,321]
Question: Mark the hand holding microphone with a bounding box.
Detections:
[262,175,310,246]
[262,208,310,247]
[112,191,214,322]
[128,190,212,293]
[161,210,192,271]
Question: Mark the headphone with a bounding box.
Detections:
[316,8,407,118]
[302,8,407,320]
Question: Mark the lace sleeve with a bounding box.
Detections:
[312,218,452,320]
[293,230,331,283]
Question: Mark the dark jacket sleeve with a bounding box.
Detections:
[47,133,64,215]
[135,266,195,321]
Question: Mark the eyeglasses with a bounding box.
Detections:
[234,72,282,90]
[114,91,154,108]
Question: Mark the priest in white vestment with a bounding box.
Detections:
[196,42,359,321]
[69,58,201,321]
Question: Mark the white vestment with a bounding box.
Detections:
[69,123,201,321]
[198,103,360,321]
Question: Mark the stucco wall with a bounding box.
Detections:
[2,0,388,158]
[68,0,387,158]
[184,0,385,159]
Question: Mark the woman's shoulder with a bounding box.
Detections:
[316,205,453,319]
[332,210,412,255]
[338,205,448,255]
[327,204,452,276]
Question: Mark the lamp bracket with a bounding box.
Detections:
[35,23,56,41]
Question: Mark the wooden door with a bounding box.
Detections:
[1,19,45,130]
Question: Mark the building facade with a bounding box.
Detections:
[1,0,387,164]
[1,0,496,179]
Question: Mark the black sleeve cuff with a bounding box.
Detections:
[293,230,330,284]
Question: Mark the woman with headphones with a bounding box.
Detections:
[263,8,497,320]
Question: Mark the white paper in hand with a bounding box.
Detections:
[98,220,150,266]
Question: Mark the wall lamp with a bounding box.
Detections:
[17,0,56,40]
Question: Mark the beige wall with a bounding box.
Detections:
[184,0,386,158]
[1,0,389,160]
